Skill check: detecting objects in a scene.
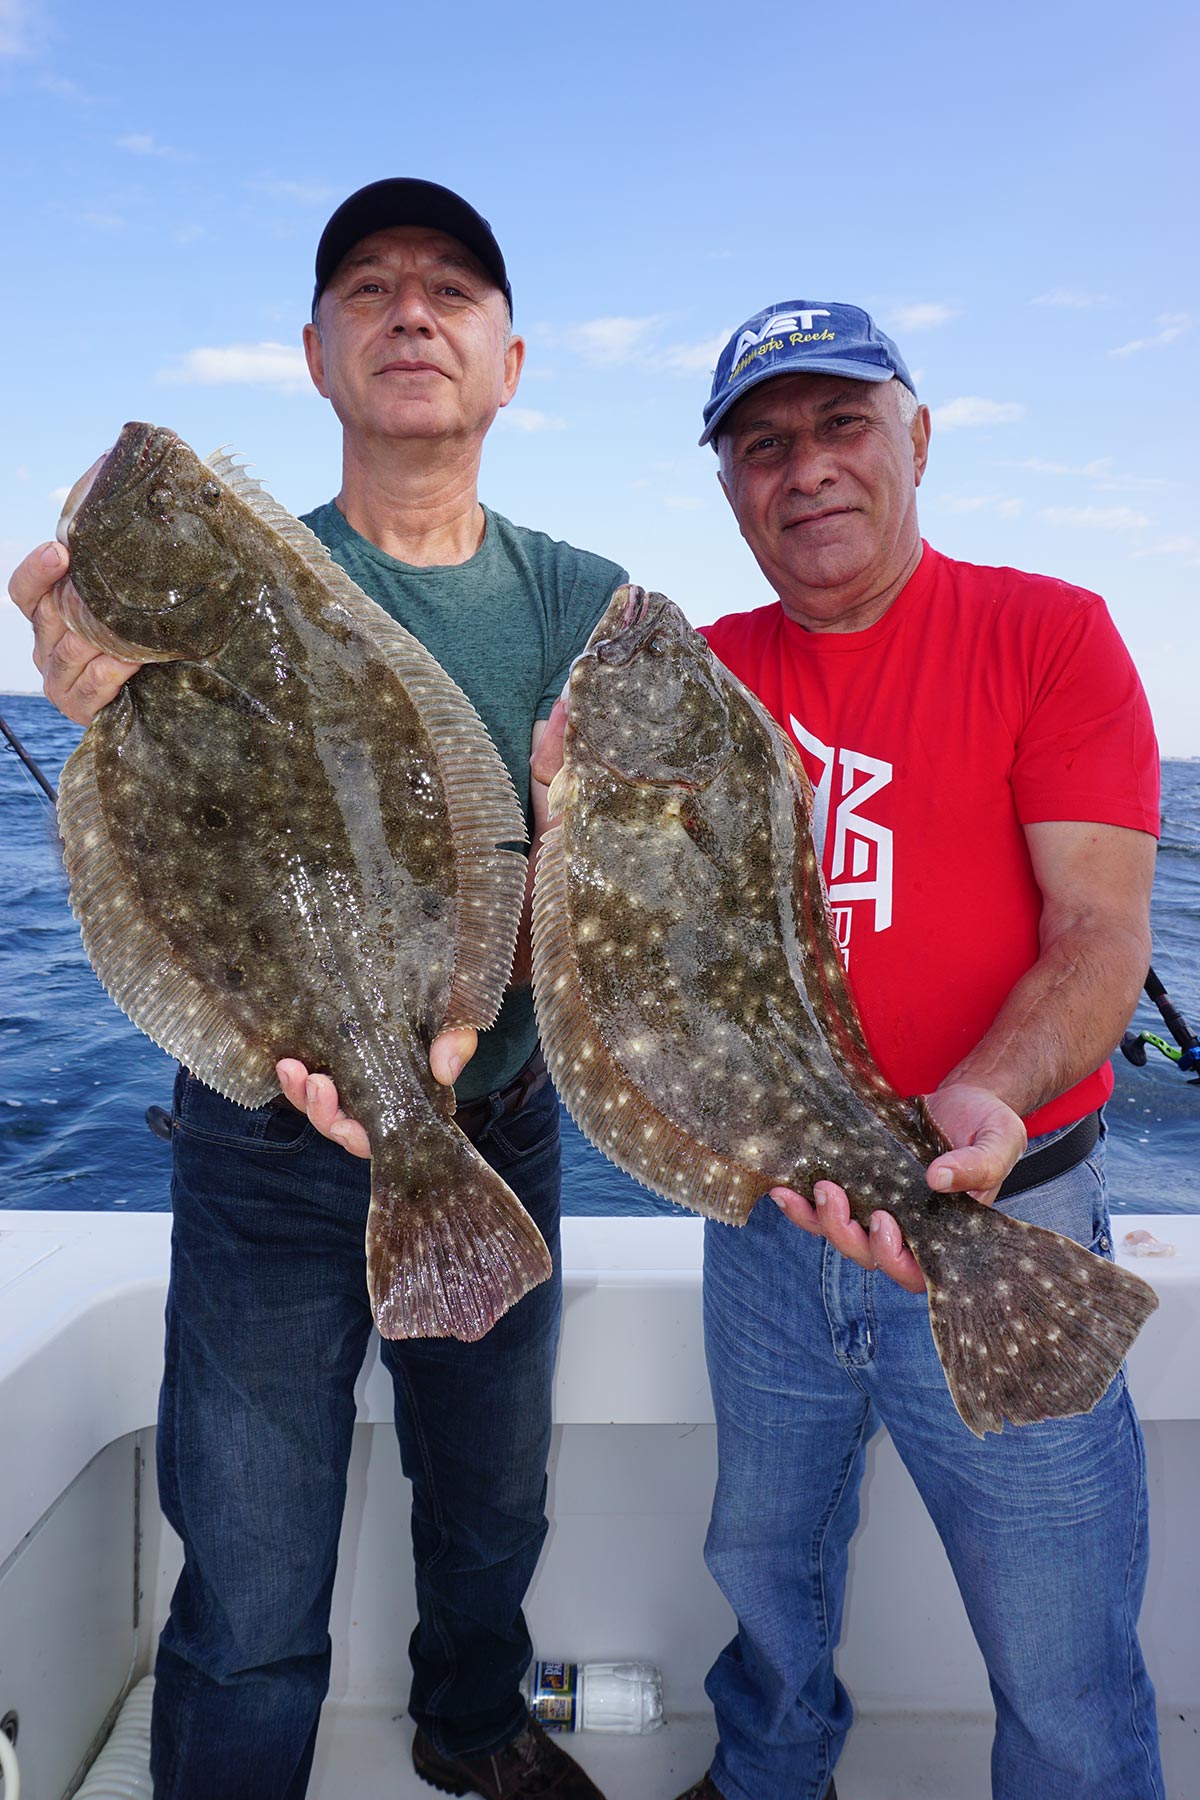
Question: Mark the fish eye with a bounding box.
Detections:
[647,632,672,655]
[148,486,173,513]
[200,481,222,506]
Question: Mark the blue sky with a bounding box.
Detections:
[2,0,1197,751]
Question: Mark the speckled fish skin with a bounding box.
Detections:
[55,422,550,1342]
[533,585,1158,1435]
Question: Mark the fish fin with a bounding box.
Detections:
[57,731,279,1109]
[532,822,761,1224]
[365,1130,552,1341]
[780,740,942,1161]
[206,448,529,1030]
[546,762,575,819]
[918,1206,1159,1437]
[361,633,526,1029]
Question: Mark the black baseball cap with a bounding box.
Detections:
[312,178,513,319]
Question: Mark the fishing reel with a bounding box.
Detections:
[1120,1029,1200,1083]
[1119,969,1200,1085]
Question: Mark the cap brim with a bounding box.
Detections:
[699,356,898,446]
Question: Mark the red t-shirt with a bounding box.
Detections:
[701,544,1160,1135]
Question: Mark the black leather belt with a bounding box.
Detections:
[454,1048,550,1141]
[995,1109,1101,1201]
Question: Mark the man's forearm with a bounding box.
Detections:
[939,917,1150,1119]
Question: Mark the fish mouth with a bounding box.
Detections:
[56,451,113,546]
[57,423,178,543]
[54,424,185,665]
[622,585,650,630]
[590,585,677,669]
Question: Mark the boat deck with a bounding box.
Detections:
[3,1213,1198,1800]
[309,1707,1200,1799]
[76,1683,1198,1799]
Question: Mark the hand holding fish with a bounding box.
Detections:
[534,586,1158,1434]
[48,422,554,1343]
[530,692,569,791]
[7,540,142,726]
[276,1025,481,1159]
[770,1081,1028,1294]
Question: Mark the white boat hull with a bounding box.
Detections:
[1,1213,1197,1798]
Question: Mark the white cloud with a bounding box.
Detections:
[931,396,1026,430]
[562,315,666,364]
[1093,473,1170,492]
[937,494,1025,518]
[250,178,341,207]
[1016,456,1113,478]
[116,131,192,161]
[158,342,312,391]
[1135,536,1200,561]
[77,210,128,233]
[885,302,959,332]
[498,407,566,432]
[1031,289,1114,308]
[657,332,728,374]
[1012,456,1168,493]
[0,0,35,56]
[37,73,89,99]
[558,316,726,376]
[1108,313,1190,357]
[1040,505,1151,531]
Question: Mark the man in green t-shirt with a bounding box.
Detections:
[10,179,623,1800]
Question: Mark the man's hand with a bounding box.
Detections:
[530,693,568,792]
[276,1025,478,1159]
[922,1081,1028,1206]
[769,1081,1027,1295]
[7,540,141,726]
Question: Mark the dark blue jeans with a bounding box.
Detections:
[150,1067,563,1800]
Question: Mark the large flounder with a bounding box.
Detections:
[55,422,549,1341]
[532,585,1157,1436]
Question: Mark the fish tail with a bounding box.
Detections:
[915,1204,1158,1437]
[365,1131,553,1342]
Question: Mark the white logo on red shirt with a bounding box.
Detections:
[789,715,893,965]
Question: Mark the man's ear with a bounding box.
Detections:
[911,405,932,487]
[498,334,526,409]
[303,320,329,399]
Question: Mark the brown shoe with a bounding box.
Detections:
[673,1777,837,1800]
[672,1778,725,1800]
[413,1717,607,1798]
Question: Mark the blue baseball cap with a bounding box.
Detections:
[313,178,513,320]
[699,301,915,446]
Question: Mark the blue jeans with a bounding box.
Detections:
[701,1127,1162,1800]
[150,1067,563,1800]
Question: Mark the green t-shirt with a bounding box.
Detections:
[302,500,627,1102]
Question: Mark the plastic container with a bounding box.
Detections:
[521,1659,664,1733]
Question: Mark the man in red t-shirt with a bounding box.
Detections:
[669,304,1163,1800]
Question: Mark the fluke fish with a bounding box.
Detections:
[532,585,1157,1435]
[55,422,549,1340]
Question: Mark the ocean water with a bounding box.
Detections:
[2,691,1197,1218]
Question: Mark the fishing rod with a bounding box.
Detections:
[1,705,175,1142]
[1120,966,1200,1086]
[0,708,58,804]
